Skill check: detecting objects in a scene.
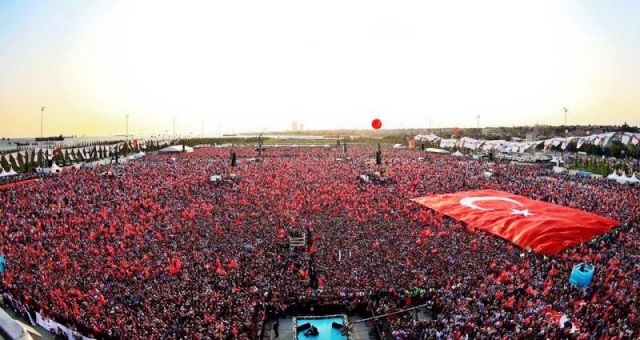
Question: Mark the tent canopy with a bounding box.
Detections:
[158,145,194,153]
[425,148,450,154]
[607,171,639,184]
[606,172,620,180]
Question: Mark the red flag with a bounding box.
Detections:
[98,293,106,306]
[419,228,433,237]
[169,257,182,276]
[412,189,619,256]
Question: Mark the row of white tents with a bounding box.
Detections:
[415,131,640,153]
[0,167,18,177]
[3,151,151,176]
[606,171,640,184]
[1,145,192,177]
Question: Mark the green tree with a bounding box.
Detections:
[608,141,624,158]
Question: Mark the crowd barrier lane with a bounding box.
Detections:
[0,306,33,340]
[3,293,95,340]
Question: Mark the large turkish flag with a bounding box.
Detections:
[411,189,620,256]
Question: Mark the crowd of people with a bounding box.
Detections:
[0,146,639,339]
[0,170,40,186]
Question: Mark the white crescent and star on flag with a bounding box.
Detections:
[459,196,534,217]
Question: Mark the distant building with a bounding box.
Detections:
[299,123,304,131]
[292,121,298,131]
[526,132,537,142]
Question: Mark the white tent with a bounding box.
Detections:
[51,162,62,174]
[0,168,8,177]
[158,145,194,153]
[452,151,464,157]
[606,172,620,180]
[619,174,640,184]
[425,148,450,154]
[7,167,18,176]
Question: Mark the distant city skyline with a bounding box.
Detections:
[0,0,639,138]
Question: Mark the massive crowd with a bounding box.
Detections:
[0,146,639,339]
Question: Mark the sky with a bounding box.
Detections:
[0,0,638,137]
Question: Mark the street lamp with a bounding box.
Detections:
[40,107,45,139]
[125,113,130,155]
[40,106,45,167]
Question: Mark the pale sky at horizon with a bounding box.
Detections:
[0,0,638,138]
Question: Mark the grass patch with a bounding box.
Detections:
[568,164,610,176]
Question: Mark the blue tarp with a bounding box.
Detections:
[569,263,594,288]
[0,255,5,273]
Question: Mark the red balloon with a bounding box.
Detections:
[372,118,382,129]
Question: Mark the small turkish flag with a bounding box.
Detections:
[412,189,619,256]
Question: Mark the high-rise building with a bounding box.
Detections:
[299,123,304,131]
[526,132,537,142]
[292,121,298,131]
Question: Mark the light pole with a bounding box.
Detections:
[125,113,130,155]
[563,107,568,126]
[476,115,480,139]
[40,107,45,139]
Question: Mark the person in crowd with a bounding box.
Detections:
[272,319,279,338]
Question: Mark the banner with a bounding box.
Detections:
[412,189,620,256]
